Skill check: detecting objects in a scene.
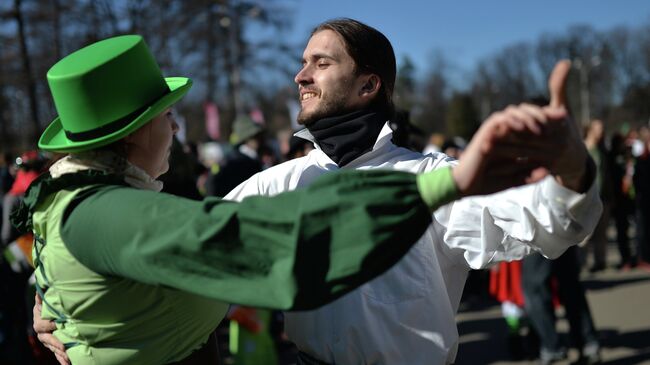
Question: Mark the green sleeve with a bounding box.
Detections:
[416,166,459,210]
[60,169,455,310]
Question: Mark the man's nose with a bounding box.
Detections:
[294,65,312,85]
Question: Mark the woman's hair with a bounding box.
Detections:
[70,139,130,174]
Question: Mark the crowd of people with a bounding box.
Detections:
[0,15,647,365]
[587,121,650,272]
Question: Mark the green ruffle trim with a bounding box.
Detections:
[10,170,127,234]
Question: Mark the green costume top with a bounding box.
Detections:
[15,167,458,364]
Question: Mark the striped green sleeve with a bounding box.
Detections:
[416,166,460,211]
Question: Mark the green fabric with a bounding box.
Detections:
[416,166,458,210]
[32,187,227,365]
[60,169,433,310]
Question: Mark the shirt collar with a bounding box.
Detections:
[294,121,394,154]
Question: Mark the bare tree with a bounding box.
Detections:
[0,35,11,147]
[413,50,450,134]
[12,0,41,143]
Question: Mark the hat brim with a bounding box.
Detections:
[38,77,192,152]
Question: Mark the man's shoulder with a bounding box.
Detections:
[225,156,310,200]
[263,155,310,175]
[373,146,455,173]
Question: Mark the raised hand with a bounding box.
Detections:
[549,60,571,109]
[451,60,593,196]
[545,60,593,192]
[452,103,556,196]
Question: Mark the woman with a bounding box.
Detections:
[11,34,458,364]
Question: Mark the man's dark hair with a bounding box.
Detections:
[313,18,396,118]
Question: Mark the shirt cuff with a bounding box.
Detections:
[416,167,459,211]
[542,175,602,230]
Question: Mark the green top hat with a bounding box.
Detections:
[39,35,192,152]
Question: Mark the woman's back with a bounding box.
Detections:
[33,184,226,364]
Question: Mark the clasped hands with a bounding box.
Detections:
[453,60,593,197]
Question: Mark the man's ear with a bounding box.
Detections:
[359,74,381,97]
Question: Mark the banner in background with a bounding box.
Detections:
[175,112,187,144]
[249,107,265,125]
[204,102,221,140]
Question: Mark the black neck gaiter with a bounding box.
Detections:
[307,109,387,167]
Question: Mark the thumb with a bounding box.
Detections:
[548,60,571,109]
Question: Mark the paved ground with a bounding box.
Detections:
[455,246,650,365]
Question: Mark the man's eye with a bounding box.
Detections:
[317,62,329,69]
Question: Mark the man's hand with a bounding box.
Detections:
[34,294,70,365]
[452,60,594,197]
[452,102,559,196]
[545,60,593,192]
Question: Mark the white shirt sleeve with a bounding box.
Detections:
[224,173,264,202]
[432,175,602,269]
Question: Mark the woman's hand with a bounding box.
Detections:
[33,294,70,365]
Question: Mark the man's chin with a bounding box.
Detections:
[297,111,317,126]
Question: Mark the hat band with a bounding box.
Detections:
[63,88,171,142]
[64,106,145,142]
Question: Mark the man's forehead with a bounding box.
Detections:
[303,30,348,59]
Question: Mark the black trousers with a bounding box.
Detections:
[636,203,650,262]
[613,205,633,265]
[521,247,598,351]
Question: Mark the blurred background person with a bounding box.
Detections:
[583,119,612,272]
[633,125,650,270]
[441,137,466,159]
[285,135,314,161]
[227,306,279,365]
[1,150,50,364]
[488,260,532,360]
[521,246,601,365]
[206,115,265,197]
[2,151,48,246]
[0,152,16,247]
[608,132,636,270]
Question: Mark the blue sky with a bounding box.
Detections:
[286,0,650,77]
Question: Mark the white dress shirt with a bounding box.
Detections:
[225,123,602,365]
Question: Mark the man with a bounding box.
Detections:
[224,19,600,364]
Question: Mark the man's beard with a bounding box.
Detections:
[297,91,352,126]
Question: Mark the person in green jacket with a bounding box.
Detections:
[21,35,569,365]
